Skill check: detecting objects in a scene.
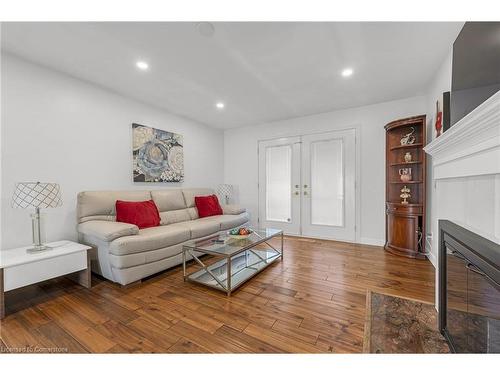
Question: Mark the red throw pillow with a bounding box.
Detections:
[195,194,223,218]
[115,200,160,229]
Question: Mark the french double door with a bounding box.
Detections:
[258,129,356,242]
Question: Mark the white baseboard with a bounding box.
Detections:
[279,234,385,247]
[359,237,385,247]
[426,251,437,269]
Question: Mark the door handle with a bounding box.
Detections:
[295,184,299,188]
[294,191,299,195]
[466,262,500,287]
[303,191,308,196]
[304,184,308,188]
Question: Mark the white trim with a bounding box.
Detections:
[426,250,437,269]
[359,237,385,247]
[424,90,500,179]
[283,233,384,248]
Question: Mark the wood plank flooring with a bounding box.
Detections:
[0,236,435,353]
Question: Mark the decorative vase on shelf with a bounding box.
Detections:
[404,152,412,163]
[399,168,412,182]
[400,127,416,145]
[400,185,411,204]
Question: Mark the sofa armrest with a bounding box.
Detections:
[78,220,139,242]
[222,205,246,215]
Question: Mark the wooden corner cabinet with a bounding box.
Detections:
[384,115,427,259]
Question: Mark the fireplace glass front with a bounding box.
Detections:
[440,220,500,353]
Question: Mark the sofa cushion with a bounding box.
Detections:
[151,190,186,211]
[222,205,246,215]
[78,220,139,242]
[187,207,199,220]
[79,214,115,223]
[77,190,151,223]
[218,213,250,230]
[108,243,184,269]
[159,208,191,225]
[172,219,220,239]
[109,225,190,256]
[192,215,222,228]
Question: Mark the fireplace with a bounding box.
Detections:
[439,220,500,353]
[424,89,500,352]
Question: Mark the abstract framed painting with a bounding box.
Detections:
[132,123,184,182]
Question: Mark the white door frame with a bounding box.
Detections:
[257,126,360,244]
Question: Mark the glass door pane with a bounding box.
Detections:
[258,136,301,235]
[467,262,500,353]
[310,138,344,226]
[446,246,469,352]
[265,145,291,222]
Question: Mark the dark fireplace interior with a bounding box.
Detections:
[439,220,500,353]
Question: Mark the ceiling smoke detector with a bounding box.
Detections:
[197,22,215,37]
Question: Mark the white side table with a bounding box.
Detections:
[0,240,92,319]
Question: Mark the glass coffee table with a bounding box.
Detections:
[182,228,283,296]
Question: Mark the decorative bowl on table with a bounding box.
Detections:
[228,227,253,239]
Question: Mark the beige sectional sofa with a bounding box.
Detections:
[76,188,248,285]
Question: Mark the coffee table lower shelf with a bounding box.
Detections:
[183,236,283,296]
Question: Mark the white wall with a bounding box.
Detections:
[424,48,453,267]
[1,54,224,249]
[224,96,427,246]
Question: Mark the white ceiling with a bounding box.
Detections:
[1,22,464,129]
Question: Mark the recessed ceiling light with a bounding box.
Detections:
[216,102,225,109]
[136,61,149,71]
[341,68,354,77]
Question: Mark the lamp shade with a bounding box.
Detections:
[217,184,233,205]
[217,184,233,198]
[12,182,62,209]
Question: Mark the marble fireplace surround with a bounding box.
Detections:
[424,90,500,307]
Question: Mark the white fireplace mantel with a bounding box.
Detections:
[424,90,500,180]
[424,91,500,309]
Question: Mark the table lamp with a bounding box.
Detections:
[11,182,62,253]
[217,184,233,205]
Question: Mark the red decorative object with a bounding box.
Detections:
[435,100,443,137]
[116,200,160,229]
[195,194,223,218]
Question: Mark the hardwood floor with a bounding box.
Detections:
[0,236,435,353]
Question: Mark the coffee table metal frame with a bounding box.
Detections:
[182,229,283,296]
